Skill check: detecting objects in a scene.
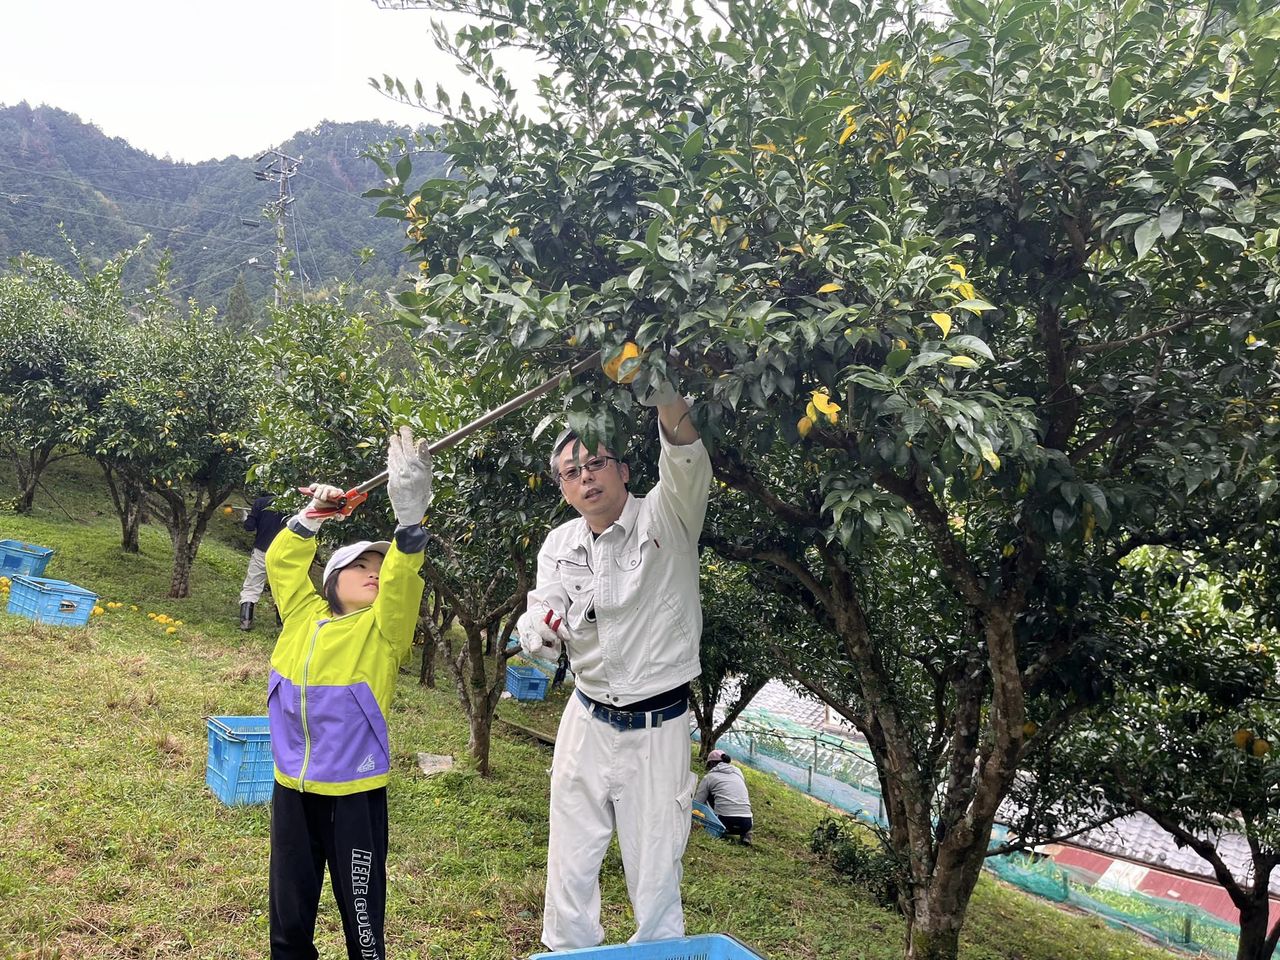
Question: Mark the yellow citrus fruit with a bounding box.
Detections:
[91,606,104,616]
[603,342,643,384]
[166,627,177,635]
[798,416,814,438]
[1252,738,1271,757]
[1022,721,1038,737]
[223,506,234,516]
[1233,728,1253,750]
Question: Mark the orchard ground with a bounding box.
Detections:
[0,456,1194,960]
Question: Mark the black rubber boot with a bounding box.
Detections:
[239,602,254,631]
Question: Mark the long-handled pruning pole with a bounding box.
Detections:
[301,351,601,519]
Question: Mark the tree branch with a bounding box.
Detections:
[1074,315,1199,355]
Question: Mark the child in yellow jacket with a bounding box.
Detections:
[265,427,431,960]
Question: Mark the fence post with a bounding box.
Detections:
[813,737,820,774]
[749,736,755,757]
[1182,914,1192,945]
[1060,872,1070,900]
[808,764,814,792]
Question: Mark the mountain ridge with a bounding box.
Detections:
[0,102,442,311]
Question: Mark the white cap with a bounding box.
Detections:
[322,540,390,586]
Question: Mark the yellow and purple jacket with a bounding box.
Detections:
[265,521,426,796]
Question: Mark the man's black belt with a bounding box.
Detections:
[576,688,688,731]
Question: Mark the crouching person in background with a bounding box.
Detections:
[264,427,432,960]
[695,750,754,845]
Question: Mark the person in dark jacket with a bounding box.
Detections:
[239,493,286,630]
[694,750,754,844]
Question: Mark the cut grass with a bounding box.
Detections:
[0,458,1192,959]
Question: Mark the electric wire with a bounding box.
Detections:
[165,256,265,298]
[5,194,269,252]
[0,160,251,221]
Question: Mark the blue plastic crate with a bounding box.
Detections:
[531,934,765,959]
[692,799,726,839]
[506,664,550,702]
[0,540,55,578]
[205,716,274,806]
[5,575,97,626]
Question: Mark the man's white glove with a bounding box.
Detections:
[295,482,347,532]
[634,377,681,407]
[386,425,433,526]
[516,602,567,658]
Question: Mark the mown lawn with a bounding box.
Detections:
[0,458,1191,959]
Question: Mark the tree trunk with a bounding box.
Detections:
[122,495,144,554]
[417,620,438,688]
[160,487,220,599]
[12,443,54,514]
[690,682,720,759]
[1236,894,1280,960]
[99,462,146,553]
[469,708,493,777]
[169,532,194,598]
[903,847,988,960]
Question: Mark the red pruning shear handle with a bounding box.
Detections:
[297,484,373,519]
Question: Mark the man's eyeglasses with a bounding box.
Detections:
[557,455,621,484]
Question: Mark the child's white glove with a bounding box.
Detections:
[516,602,566,657]
[387,426,433,526]
[295,483,346,532]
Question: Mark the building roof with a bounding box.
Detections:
[1063,813,1280,898]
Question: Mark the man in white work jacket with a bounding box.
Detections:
[516,382,711,950]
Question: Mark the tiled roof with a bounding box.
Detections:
[1067,813,1280,897]
[716,678,858,734]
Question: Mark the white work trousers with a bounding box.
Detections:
[239,548,268,604]
[541,694,695,950]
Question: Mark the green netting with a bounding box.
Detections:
[987,853,1240,959]
[720,709,1241,960]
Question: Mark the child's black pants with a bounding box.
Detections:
[269,782,388,960]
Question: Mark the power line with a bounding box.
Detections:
[0,160,250,221]
[4,194,269,253]
[165,256,268,298]
[292,200,325,285]
[294,168,368,201]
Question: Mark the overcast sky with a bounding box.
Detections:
[2,0,507,162]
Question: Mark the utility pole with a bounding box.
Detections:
[254,150,302,308]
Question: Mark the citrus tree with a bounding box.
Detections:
[243,298,424,544]
[406,348,576,777]
[691,553,794,761]
[244,300,559,774]
[92,291,254,597]
[0,251,126,515]
[1032,543,1280,960]
[372,0,1280,954]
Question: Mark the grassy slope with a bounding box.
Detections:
[0,458,1188,960]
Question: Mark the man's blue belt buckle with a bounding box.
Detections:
[577,689,686,731]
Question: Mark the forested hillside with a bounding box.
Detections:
[0,103,443,312]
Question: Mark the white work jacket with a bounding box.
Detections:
[529,430,712,706]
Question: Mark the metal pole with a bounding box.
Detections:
[349,351,602,496]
